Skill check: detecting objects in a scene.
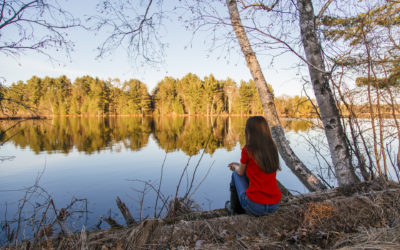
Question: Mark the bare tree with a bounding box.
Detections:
[178,0,363,186]
[90,0,373,187]
[0,0,80,59]
[91,0,328,191]
[92,0,167,66]
[297,0,359,186]
[320,0,400,180]
[226,0,326,191]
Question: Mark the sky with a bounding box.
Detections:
[1,0,306,97]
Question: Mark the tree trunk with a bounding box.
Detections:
[384,85,400,176]
[297,0,359,186]
[227,0,326,191]
[228,97,232,114]
[211,96,214,116]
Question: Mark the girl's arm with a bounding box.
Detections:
[228,162,246,176]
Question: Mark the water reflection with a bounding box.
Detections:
[0,117,316,244]
[0,117,313,155]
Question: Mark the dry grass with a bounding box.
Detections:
[2,179,399,249]
[334,225,400,249]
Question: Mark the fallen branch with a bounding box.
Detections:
[116,197,136,226]
[103,217,122,229]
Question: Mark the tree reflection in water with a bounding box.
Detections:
[0,116,313,155]
[0,116,316,241]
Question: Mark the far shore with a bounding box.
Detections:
[2,113,395,120]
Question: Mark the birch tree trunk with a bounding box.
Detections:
[227,0,326,191]
[297,0,359,186]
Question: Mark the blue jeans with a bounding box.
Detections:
[231,172,279,216]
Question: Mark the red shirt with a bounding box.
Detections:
[240,146,281,204]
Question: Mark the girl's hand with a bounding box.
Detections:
[228,162,239,171]
[228,162,246,176]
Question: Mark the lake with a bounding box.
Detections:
[0,116,394,242]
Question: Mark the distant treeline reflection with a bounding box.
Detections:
[1,117,313,155]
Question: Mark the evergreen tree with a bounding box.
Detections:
[222,78,238,115]
[203,74,223,115]
[152,77,183,115]
[238,80,252,114]
[72,76,92,115]
[177,73,204,115]
[26,76,42,109]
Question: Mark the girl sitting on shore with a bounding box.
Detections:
[226,116,281,216]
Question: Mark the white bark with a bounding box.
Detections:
[297,0,359,186]
[227,0,326,191]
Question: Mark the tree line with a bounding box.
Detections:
[1,75,151,116]
[0,74,316,118]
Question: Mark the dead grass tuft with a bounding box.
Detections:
[304,201,336,228]
[334,225,400,249]
[165,197,200,218]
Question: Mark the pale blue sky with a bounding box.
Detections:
[1,0,305,96]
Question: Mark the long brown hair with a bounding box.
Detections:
[245,116,279,173]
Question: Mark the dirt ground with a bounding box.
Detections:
[3,178,400,249]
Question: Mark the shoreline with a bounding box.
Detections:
[3,113,395,120]
[3,178,398,249]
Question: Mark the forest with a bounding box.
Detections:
[3,73,396,118]
[0,74,317,117]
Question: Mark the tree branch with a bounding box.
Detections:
[0,0,80,60]
[316,0,334,22]
[0,0,7,22]
[239,0,280,11]
[245,22,331,74]
[0,0,39,30]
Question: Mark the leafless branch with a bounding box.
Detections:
[1,164,88,246]
[92,0,166,65]
[0,0,81,61]
[316,0,334,22]
[154,151,167,218]
[239,0,280,11]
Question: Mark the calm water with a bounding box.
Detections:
[0,116,351,240]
